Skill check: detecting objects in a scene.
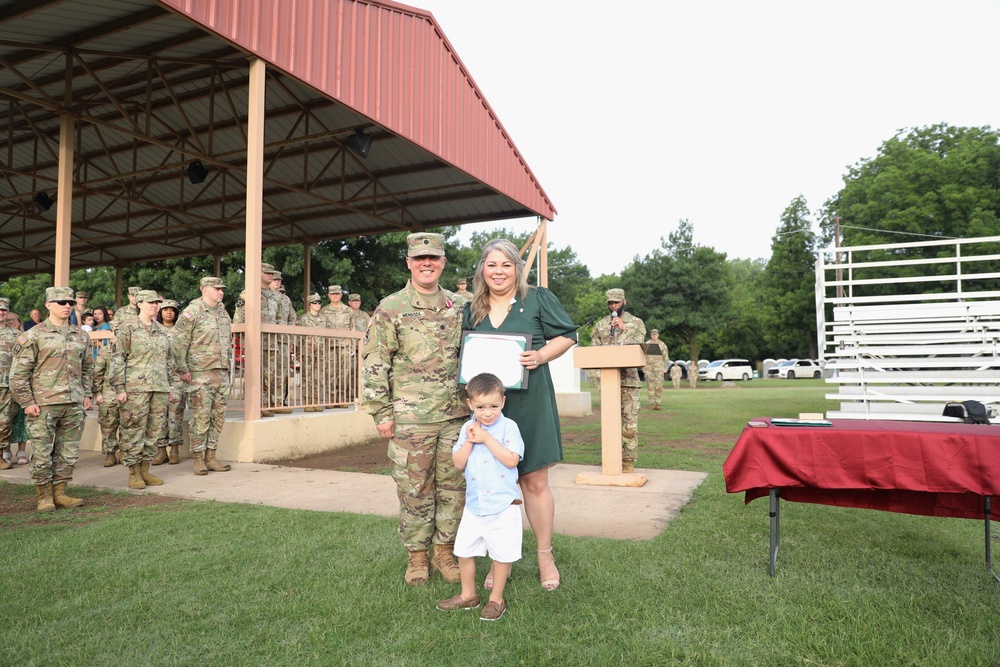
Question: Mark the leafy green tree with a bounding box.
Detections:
[702,257,767,362]
[620,220,731,364]
[759,196,819,358]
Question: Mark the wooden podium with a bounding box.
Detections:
[573,345,649,487]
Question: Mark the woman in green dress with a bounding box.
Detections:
[463,238,578,591]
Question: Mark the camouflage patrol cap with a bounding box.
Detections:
[650,329,659,335]
[128,286,141,296]
[261,262,275,274]
[160,299,179,310]
[456,278,467,286]
[200,276,226,289]
[75,291,89,299]
[328,284,342,293]
[136,290,162,303]
[348,293,361,301]
[271,270,282,280]
[406,232,446,257]
[278,285,286,293]
[0,297,9,311]
[46,286,76,303]
[606,288,625,302]
[307,293,322,304]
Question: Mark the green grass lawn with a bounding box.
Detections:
[3,379,998,666]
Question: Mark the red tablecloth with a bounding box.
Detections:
[723,418,1000,520]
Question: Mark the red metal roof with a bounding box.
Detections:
[159,0,556,220]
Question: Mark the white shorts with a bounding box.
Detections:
[453,504,523,564]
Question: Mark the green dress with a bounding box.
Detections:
[463,287,578,474]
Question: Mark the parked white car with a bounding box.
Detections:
[766,359,823,379]
[698,358,754,381]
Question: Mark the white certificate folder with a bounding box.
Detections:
[458,331,533,390]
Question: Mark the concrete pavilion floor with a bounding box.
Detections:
[0,450,707,541]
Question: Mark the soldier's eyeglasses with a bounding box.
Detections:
[54,300,75,305]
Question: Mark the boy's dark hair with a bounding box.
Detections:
[465,372,505,399]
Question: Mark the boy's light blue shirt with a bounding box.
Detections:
[453,413,524,516]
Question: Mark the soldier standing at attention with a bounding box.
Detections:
[234,262,287,416]
[172,277,233,476]
[348,293,369,331]
[9,287,93,511]
[92,342,123,467]
[112,286,141,329]
[644,329,668,410]
[271,270,297,326]
[321,284,353,406]
[110,290,170,490]
[670,360,684,389]
[0,298,19,471]
[362,232,469,587]
[152,299,185,465]
[451,278,472,309]
[298,294,327,411]
[591,288,646,473]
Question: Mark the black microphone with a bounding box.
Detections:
[610,310,618,337]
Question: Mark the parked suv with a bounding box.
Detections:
[767,359,822,379]
[699,358,753,381]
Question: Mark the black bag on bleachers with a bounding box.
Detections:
[943,400,991,425]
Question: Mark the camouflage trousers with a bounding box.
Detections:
[326,344,352,405]
[262,345,288,409]
[621,386,641,462]
[0,387,17,447]
[299,348,326,407]
[671,372,682,389]
[27,403,85,485]
[97,393,121,454]
[119,391,168,466]
[187,369,231,453]
[388,420,466,552]
[647,376,664,407]
[155,384,187,448]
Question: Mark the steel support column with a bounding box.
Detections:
[53,112,74,286]
[243,57,266,421]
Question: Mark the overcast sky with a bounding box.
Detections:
[415,0,1000,277]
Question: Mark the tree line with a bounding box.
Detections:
[4,123,998,363]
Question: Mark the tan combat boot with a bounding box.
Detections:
[192,451,208,476]
[52,482,84,508]
[204,449,231,472]
[151,447,169,466]
[0,458,11,471]
[128,463,145,489]
[35,484,56,512]
[167,446,180,464]
[139,461,164,486]
[273,407,293,415]
[622,461,634,473]
[404,550,430,586]
[115,449,124,465]
[431,543,462,584]
[103,452,117,467]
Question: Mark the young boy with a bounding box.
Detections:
[437,372,524,622]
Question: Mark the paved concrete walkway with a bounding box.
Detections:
[0,451,707,541]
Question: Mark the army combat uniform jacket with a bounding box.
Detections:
[10,320,94,407]
[591,311,647,388]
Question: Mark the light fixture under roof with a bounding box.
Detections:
[34,192,53,212]
[345,128,372,159]
[187,161,209,185]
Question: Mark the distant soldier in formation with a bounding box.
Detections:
[110,290,170,490]
[235,262,287,416]
[153,299,185,465]
[172,277,233,476]
[591,288,646,473]
[362,232,468,587]
[10,287,93,511]
[0,298,18,471]
[92,342,123,467]
[112,286,141,329]
[688,361,699,389]
[451,278,472,309]
[670,361,683,389]
[271,271,297,325]
[348,293,369,331]
[298,293,327,411]
[321,284,353,406]
[644,329,668,410]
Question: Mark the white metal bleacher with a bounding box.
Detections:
[816,236,1000,421]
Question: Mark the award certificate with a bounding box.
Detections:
[458,331,533,390]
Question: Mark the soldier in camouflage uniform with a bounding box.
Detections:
[0,298,19,471]
[91,342,123,467]
[112,285,141,329]
[362,232,469,587]
[348,293,369,331]
[9,287,93,511]
[271,271,297,325]
[171,277,233,476]
[451,278,472,309]
[152,299,185,465]
[591,288,646,473]
[234,263,287,415]
[644,329,668,410]
[321,284,353,406]
[298,294,327,411]
[110,290,170,490]
[670,360,683,389]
